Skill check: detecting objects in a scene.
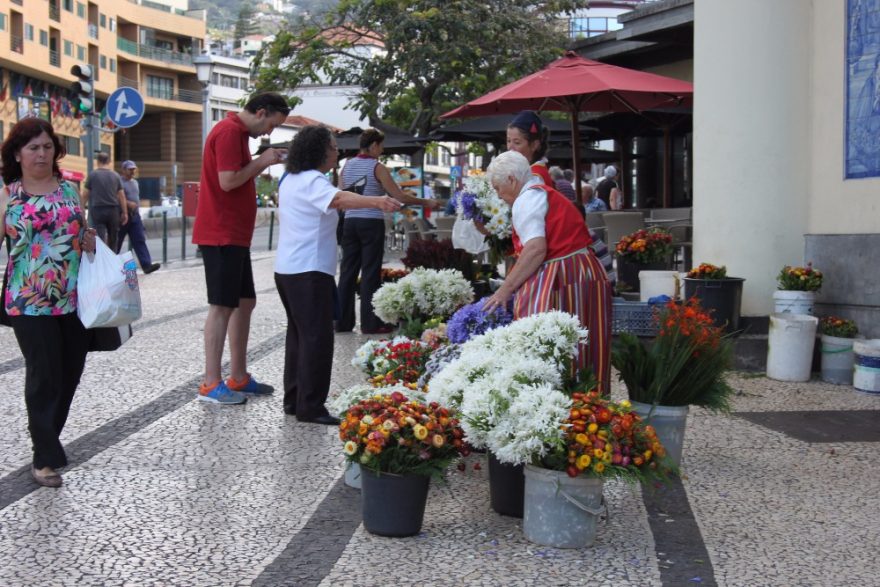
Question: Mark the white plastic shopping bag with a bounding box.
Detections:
[451,217,490,255]
[77,238,142,328]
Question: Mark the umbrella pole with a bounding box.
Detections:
[663,126,671,208]
[570,106,583,206]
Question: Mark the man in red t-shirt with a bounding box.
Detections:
[193,92,289,405]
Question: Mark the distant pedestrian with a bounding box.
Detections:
[275,125,401,424]
[1,117,98,488]
[192,92,290,405]
[583,183,607,212]
[596,165,622,210]
[83,151,127,251]
[550,166,576,201]
[116,160,160,274]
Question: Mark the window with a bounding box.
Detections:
[109,18,115,32]
[76,2,85,18]
[76,44,85,60]
[24,23,33,41]
[39,29,48,46]
[99,54,106,69]
[63,39,72,56]
[99,13,106,28]
[63,0,73,12]
[146,75,173,100]
[64,135,80,156]
[0,13,6,31]
[0,121,4,141]
[109,58,116,73]
[99,143,110,155]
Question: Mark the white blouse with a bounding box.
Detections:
[511,177,549,245]
[274,170,339,276]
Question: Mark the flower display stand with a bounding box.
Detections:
[631,401,689,468]
[361,470,430,537]
[488,452,524,518]
[684,277,745,333]
[522,465,604,549]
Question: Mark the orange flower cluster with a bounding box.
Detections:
[819,316,858,338]
[367,340,436,388]
[380,268,409,283]
[615,228,673,264]
[339,391,467,475]
[687,263,728,280]
[558,391,666,479]
[658,298,721,351]
[777,263,822,291]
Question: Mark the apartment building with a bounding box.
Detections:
[0,0,206,199]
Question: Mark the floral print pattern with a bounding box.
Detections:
[4,180,83,316]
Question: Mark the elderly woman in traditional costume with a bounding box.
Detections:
[483,151,612,393]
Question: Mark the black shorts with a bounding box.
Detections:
[200,245,256,308]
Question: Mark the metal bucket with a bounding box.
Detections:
[631,401,689,468]
[522,465,604,549]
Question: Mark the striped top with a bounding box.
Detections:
[342,155,385,220]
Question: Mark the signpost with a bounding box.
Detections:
[106,87,145,129]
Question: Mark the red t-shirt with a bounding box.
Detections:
[192,113,257,247]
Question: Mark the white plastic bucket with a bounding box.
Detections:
[639,270,680,302]
[820,334,856,385]
[522,465,604,549]
[344,462,362,489]
[853,339,880,394]
[766,313,818,382]
[772,290,816,315]
[631,402,689,467]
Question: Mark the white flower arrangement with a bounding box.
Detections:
[457,174,512,241]
[426,311,588,464]
[351,336,412,374]
[326,383,427,417]
[372,268,473,325]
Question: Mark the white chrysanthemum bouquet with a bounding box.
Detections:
[372,268,473,336]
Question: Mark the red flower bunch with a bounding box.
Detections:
[777,263,823,291]
[615,228,673,264]
[380,268,409,283]
[658,298,721,352]
[368,339,436,388]
[339,391,467,476]
[687,263,728,280]
[819,316,858,338]
[544,391,668,480]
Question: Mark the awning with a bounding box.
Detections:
[61,169,85,182]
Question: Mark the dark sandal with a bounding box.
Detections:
[31,466,63,488]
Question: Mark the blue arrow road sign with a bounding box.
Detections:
[107,87,145,129]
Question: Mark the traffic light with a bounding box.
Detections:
[70,64,94,115]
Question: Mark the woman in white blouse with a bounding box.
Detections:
[275,125,401,425]
[483,151,612,394]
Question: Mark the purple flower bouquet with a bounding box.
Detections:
[446,297,513,344]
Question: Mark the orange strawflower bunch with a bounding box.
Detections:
[819,316,858,338]
[339,391,466,476]
[380,268,409,283]
[687,263,728,280]
[615,228,673,264]
[541,391,669,480]
[658,298,721,351]
[777,263,822,291]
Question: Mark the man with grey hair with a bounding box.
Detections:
[596,165,622,210]
[83,152,128,251]
[549,165,576,201]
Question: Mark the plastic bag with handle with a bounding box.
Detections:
[451,217,490,254]
[77,238,142,328]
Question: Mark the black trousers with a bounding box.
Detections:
[274,272,335,419]
[89,205,121,252]
[11,313,89,469]
[337,217,386,331]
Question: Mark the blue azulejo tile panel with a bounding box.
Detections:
[846,0,880,179]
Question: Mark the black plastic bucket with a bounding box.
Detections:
[488,452,525,518]
[683,277,745,333]
[361,470,430,537]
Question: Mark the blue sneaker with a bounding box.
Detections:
[198,381,247,404]
[226,373,274,395]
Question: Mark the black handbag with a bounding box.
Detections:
[87,324,133,352]
[0,236,10,327]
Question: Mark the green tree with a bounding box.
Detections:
[252,0,588,137]
[234,3,258,47]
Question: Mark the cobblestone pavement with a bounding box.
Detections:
[1,250,879,586]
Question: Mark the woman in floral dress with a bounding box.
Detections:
[0,117,97,487]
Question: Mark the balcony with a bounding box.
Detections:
[127,0,200,19]
[49,4,60,22]
[10,0,21,5]
[88,24,98,39]
[49,50,60,67]
[117,38,193,67]
[11,35,23,54]
[146,86,200,104]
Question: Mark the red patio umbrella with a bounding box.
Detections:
[441,51,693,203]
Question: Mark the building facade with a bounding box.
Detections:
[0,0,206,200]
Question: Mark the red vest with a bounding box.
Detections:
[530,162,554,187]
[512,184,592,258]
